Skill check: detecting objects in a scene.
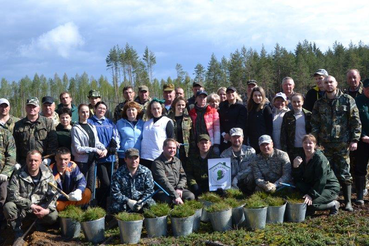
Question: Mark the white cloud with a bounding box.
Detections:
[18,22,84,58]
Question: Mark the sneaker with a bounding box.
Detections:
[329,201,340,216]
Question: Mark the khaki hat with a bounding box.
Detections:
[197,134,210,142]
[88,90,101,98]
[230,127,243,137]
[258,135,273,146]
[125,148,140,158]
[193,81,204,87]
[163,83,175,92]
[139,85,149,92]
[0,98,10,106]
[26,97,39,107]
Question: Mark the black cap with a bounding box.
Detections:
[196,90,208,97]
[226,86,237,93]
[42,96,54,104]
[363,78,369,88]
[125,148,140,158]
[193,81,204,87]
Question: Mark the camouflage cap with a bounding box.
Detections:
[364,78,369,88]
[258,135,273,146]
[26,97,40,107]
[230,127,244,137]
[247,80,257,85]
[88,90,101,98]
[139,85,149,92]
[163,83,175,92]
[197,134,210,142]
[125,148,140,158]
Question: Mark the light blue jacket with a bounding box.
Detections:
[116,118,144,158]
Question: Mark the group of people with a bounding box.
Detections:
[0,67,368,242]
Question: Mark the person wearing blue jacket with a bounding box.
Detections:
[88,101,120,209]
[116,101,144,166]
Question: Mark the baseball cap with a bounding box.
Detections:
[273,92,287,102]
[163,83,175,92]
[226,86,237,93]
[196,90,208,97]
[363,78,369,88]
[0,98,10,106]
[258,135,273,146]
[313,69,328,77]
[125,148,140,158]
[230,127,244,137]
[193,81,204,87]
[197,134,210,142]
[42,96,54,104]
[139,85,149,92]
[88,90,101,98]
[26,97,40,107]
[247,80,257,85]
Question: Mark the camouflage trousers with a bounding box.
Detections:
[322,142,353,184]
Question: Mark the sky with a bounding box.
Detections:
[1,0,368,83]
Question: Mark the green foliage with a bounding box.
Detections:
[224,198,245,208]
[80,207,106,222]
[58,205,83,221]
[170,204,195,218]
[264,196,285,207]
[225,189,245,200]
[206,202,231,213]
[143,203,171,218]
[116,212,143,221]
[287,192,305,204]
[244,194,268,208]
[185,200,204,210]
[199,192,222,203]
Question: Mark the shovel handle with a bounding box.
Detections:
[48,182,70,200]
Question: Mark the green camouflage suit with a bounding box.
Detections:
[13,116,58,165]
[311,89,361,184]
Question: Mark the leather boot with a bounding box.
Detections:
[9,220,23,242]
[343,184,354,212]
[355,176,366,205]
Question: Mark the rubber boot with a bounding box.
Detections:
[355,176,366,206]
[328,200,340,216]
[342,184,354,212]
[9,220,23,243]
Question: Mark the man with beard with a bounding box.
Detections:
[311,75,361,211]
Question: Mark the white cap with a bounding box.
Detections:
[0,98,10,106]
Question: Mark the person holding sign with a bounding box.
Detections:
[186,134,219,197]
[252,135,292,193]
[152,138,195,205]
[220,128,256,195]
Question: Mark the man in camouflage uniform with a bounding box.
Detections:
[40,96,60,128]
[13,97,58,166]
[0,98,20,133]
[220,128,256,195]
[114,85,135,122]
[311,75,362,211]
[152,138,195,204]
[186,134,219,197]
[344,69,363,98]
[110,148,155,214]
[134,85,151,121]
[0,127,16,242]
[252,135,292,193]
[4,150,58,241]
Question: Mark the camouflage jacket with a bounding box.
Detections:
[110,164,155,214]
[0,115,20,133]
[40,111,60,128]
[152,153,187,199]
[280,108,312,152]
[186,147,219,188]
[168,110,193,157]
[13,116,58,164]
[343,81,363,99]
[252,148,292,188]
[0,128,16,177]
[134,97,151,121]
[311,89,361,144]
[220,145,256,181]
[114,101,127,122]
[7,163,58,212]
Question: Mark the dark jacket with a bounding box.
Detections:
[247,105,273,151]
[303,86,324,112]
[219,100,247,136]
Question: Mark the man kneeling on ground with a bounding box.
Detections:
[49,147,91,211]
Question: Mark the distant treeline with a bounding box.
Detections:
[2,40,369,118]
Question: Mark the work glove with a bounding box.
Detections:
[14,163,22,170]
[133,200,144,211]
[0,174,7,182]
[265,182,276,193]
[232,177,239,189]
[42,158,51,166]
[127,199,137,210]
[68,189,82,201]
